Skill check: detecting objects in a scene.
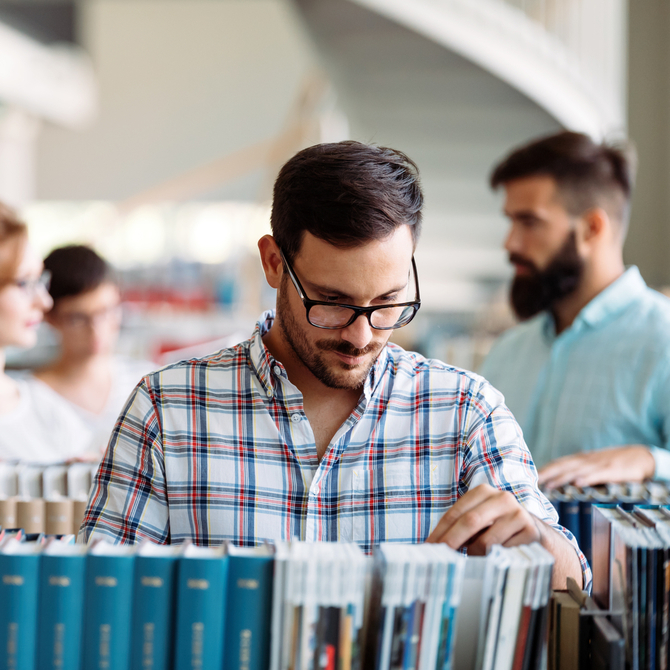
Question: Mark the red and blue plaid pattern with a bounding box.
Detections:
[80,312,591,589]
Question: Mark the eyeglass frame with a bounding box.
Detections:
[53,302,123,330]
[4,269,52,295]
[279,249,421,330]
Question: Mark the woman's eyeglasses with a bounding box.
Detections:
[11,269,52,296]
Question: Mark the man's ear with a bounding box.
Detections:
[579,207,609,244]
[257,235,283,289]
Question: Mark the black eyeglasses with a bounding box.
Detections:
[280,250,421,330]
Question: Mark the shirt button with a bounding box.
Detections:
[291,413,301,423]
[267,388,273,398]
[273,365,282,376]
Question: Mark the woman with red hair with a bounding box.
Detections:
[0,203,88,463]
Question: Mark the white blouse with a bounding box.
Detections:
[0,357,154,465]
[0,377,91,464]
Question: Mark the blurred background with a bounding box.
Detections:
[0,0,664,370]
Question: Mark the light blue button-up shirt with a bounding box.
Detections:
[480,267,670,479]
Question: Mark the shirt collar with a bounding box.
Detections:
[574,266,647,330]
[247,310,391,400]
[540,266,647,340]
[248,310,278,398]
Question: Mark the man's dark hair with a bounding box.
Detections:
[490,131,636,234]
[44,245,114,304]
[271,141,423,261]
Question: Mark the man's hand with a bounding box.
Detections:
[537,445,656,489]
[427,483,583,589]
[427,483,541,555]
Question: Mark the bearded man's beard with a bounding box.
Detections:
[276,276,383,390]
[510,231,584,320]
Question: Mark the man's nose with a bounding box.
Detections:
[504,225,523,256]
[340,314,374,350]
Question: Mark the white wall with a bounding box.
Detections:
[625,0,670,287]
[36,0,319,201]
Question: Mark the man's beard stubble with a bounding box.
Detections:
[276,277,383,390]
[510,231,584,320]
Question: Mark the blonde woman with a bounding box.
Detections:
[0,203,89,463]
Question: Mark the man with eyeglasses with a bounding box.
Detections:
[81,141,588,590]
[34,245,153,459]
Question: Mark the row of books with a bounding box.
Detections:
[270,542,370,670]
[0,461,97,500]
[0,496,88,535]
[547,578,623,670]
[590,504,670,670]
[451,543,554,670]
[0,534,275,670]
[543,482,670,566]
[0,533,556,670]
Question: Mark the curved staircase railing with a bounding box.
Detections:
[350,0,627,137]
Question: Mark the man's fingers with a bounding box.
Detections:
[539,446,655,489]
[465,508,538,555]
[573,468,612,488]
[429,490,519,549]
[537,456,585,485]
[539,456,603,489]
[542,464,598,490]
[427,484,497,542]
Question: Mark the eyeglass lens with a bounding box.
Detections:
[308,303,416,329]
[15,270,51,295]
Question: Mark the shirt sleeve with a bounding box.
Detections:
[459,378,593,592]
[78,377,170,545]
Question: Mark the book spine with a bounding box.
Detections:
[37,553,86,670]
[224,555,274,670]
[558,499,581,547]
[0,552,41,670]
[174,556,228,670]
[578,499,593,566]
[82,554,135,670]
[130,554,179,670]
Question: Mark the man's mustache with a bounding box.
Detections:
[509,253,538,273]
[316,340,380,357]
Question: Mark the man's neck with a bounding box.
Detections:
[262,321,366,461]
[551,257,626,334]
[262,325,361,408]
[43,353,112,381]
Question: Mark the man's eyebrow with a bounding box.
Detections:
[503,208,541,220]
[305,279,408,301]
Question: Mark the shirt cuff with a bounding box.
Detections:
[649,446,670,481]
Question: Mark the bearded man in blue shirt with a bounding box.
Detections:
[480,131,670,489]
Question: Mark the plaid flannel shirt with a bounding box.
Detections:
[81,311,591,589]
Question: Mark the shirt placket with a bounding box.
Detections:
[534,328,577,465]
[306,394,369,542]
[268,354,374,544]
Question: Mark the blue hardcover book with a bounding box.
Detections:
[82,540,136,670]
[130,542,181,670]
[578,496,593,566]
[557,495,581,546]
[37,540,88,670]
[224,544,275,670]
[174,544,228,670]
[0,538,42,670]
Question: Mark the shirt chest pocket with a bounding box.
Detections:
[350,465,437,547]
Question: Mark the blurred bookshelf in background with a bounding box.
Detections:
[7,200,514,370]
